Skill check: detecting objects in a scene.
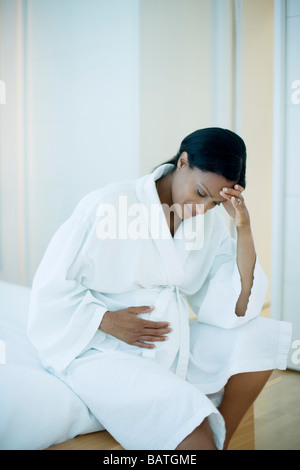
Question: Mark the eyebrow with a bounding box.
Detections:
[200,183,212,197]
[199,183,224,203]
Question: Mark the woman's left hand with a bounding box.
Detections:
[219,184,250,228]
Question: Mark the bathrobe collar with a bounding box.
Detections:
[135,163,203,285]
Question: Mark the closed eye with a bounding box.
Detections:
[197,189,206,198]
[197,189,221,206]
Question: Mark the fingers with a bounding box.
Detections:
[220,187,244,199]
[234,184,245,192]
[133,334,169,349]
[129,305,155,314]
[126,305,173,346]
[128,306,171,329]
[134,315,173,337]
[133,341,156,349]
[139,335,169,343]
[220,186,245,205]
[139,329,172,343]
[143,326,172,335]
[230,195,243,208]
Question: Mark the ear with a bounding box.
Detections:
[177,151,189,169]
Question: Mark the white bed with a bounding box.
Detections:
[0,280,104,450]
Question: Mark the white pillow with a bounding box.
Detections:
[0,281,104,450]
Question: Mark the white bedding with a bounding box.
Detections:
[0,280,104,450]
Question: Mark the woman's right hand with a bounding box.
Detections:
[98,306,172,349]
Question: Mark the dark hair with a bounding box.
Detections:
[162,127,247,188]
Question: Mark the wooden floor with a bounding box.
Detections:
[254,369,300,450]
[48,406,254,451]
[254,305,300,450]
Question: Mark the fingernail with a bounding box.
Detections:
[223,188,227,192]
[235,185,239,189]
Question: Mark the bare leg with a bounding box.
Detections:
[176,417,217,450]
[176,369,272,450]
[218,369,273,450]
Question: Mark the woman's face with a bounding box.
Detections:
[170,152,237,219]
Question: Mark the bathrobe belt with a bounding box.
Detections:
[141,285,190,380]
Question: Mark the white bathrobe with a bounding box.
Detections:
[27,163,292,450]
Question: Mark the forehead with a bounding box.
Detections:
[191,168,236,189]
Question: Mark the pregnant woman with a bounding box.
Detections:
[28,127,292,450]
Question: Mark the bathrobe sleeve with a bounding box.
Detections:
[27,216,108,373]
[187,225,269,329]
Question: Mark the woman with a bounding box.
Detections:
[27,128,292,450]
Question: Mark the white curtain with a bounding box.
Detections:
[0,0,140,286]
[272,0,300,370]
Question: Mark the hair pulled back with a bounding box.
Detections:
[163,127,247,188]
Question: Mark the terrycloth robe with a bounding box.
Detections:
[27,163,292,450]
[27,163,291,383]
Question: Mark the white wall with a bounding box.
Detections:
[0,0,140,285]
[139,0,214,175]
[0,0,276,304]
[0,0,25,283]
[272,0,300,370]
[239,0,274,305]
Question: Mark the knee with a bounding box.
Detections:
[176,418,218,451]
